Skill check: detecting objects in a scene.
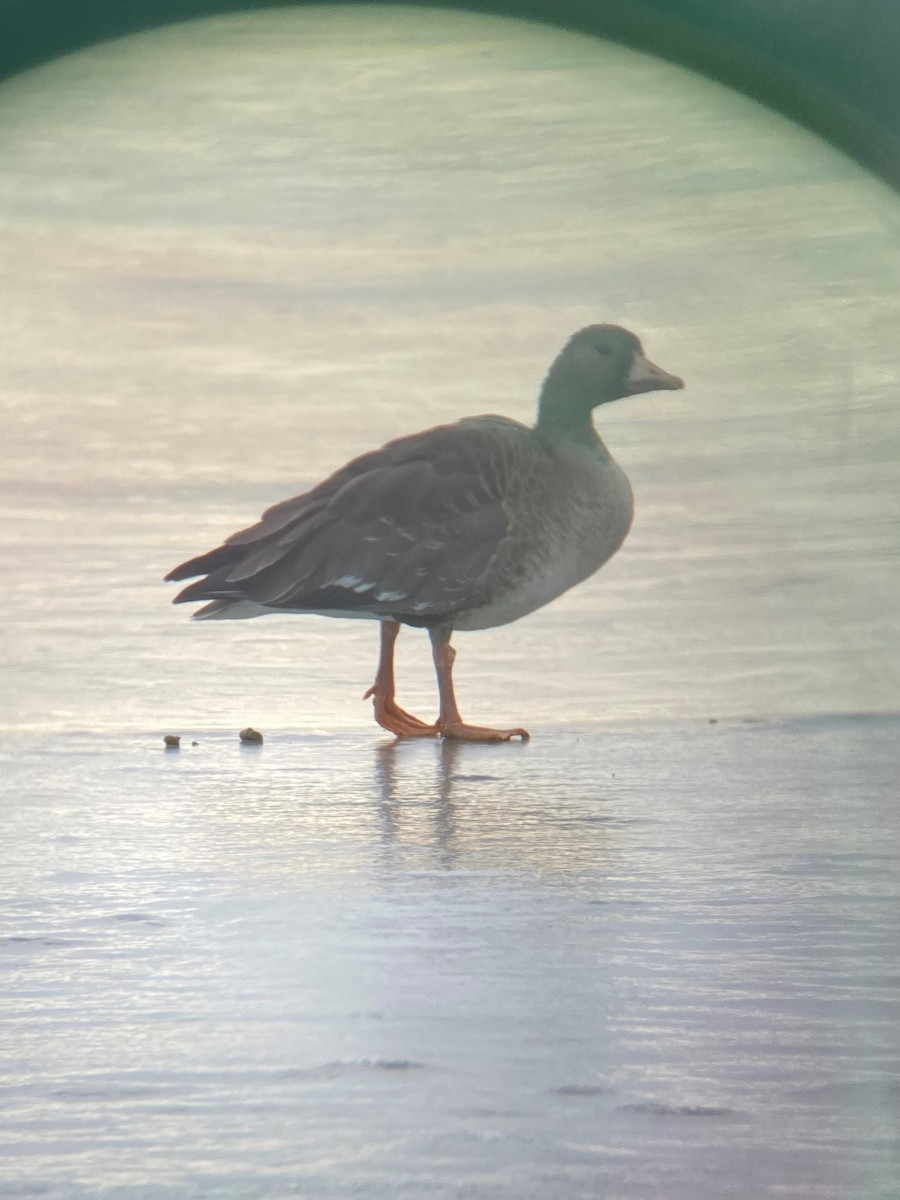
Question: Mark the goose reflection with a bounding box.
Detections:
[160,734,619,883]
[372,738,468,872]
[370,737,616,881]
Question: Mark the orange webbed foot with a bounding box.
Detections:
[364,687,439,739]
[438,721,530,744]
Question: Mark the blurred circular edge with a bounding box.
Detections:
[0,0,899,191]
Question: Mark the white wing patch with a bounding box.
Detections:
[321,576,406,602]
[329,574,377,594]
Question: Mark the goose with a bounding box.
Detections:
[165,324,683,741]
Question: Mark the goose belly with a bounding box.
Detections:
[456,459,634,632]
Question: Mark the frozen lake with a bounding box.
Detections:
[3,715,899,1199]
[1,6,899,1197]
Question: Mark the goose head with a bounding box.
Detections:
[536,324,683,444]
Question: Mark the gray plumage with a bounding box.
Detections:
[167,417,520,626]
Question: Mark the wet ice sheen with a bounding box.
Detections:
[3,717,900,1199]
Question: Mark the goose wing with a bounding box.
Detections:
[166,417,526,623]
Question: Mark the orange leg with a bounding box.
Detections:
[430,632,530,743]
[364,620,438,738]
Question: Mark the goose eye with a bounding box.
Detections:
[595,344,612,357]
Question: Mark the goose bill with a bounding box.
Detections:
[626,354,684,394]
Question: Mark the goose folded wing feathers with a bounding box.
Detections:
[170,420,516,620]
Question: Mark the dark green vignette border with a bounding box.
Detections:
[1,0,900,192]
